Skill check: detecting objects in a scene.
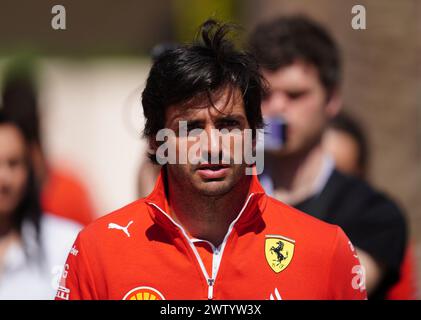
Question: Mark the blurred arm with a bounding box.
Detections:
[356,248,385,295]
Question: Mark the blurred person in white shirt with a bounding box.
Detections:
[0,109,81,300]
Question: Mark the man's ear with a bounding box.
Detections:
[148,136,159,155]
[325,89,343,119]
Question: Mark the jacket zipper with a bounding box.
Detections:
[147,193,255,299]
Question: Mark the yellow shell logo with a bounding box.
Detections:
[123,286,165,300]
[265,235,295,273]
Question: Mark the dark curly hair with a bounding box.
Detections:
[142,19,266,163]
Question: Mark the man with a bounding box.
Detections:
[56,20,366,300]
[249,15,407,299]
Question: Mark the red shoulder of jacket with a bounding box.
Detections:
[77,198,153,244]
[260,196,366,299]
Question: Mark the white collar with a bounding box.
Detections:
[312,154,335,197]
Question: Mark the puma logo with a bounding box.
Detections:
[108,221,134,238]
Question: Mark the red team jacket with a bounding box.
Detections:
[56,171,367,300]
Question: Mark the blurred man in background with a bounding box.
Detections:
[249,15,407,299]
[0,109,80,299]
[323,112,418,299]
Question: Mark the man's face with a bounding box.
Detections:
[0,124,28,218]
[261,60,337,156]
[160,87,251,197]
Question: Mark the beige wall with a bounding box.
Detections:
[36,59,150,215]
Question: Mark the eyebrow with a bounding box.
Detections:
[169,113,246,126]
[285,88,310,94]
[215,114,246,122]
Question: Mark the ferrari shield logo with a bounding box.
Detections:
[265,235,295,273]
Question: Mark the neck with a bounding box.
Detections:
[266,143,325,205]
[167,173,251,247]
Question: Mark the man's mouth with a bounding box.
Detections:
[196,164,230,179]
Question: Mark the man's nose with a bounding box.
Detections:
[201,125,222,162]
[263,92,289,116]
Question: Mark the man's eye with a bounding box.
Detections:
[178,122,203,137]
[219,120,240,129]
[178,121,201,132]
[187,123,202,131]
[287,91,306,100]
